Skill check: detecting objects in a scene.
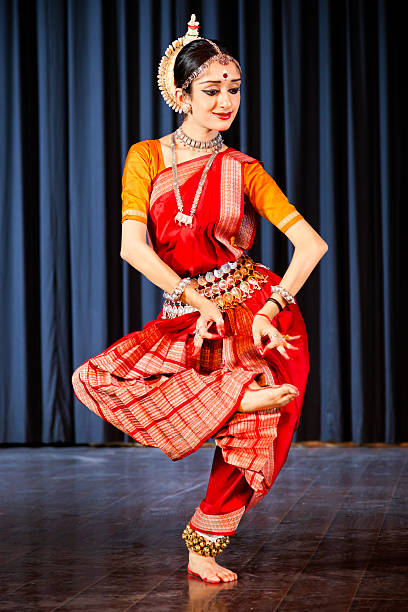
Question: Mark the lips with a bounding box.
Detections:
[213,112,232,120]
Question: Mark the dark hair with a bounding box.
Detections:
[174,39,240,95]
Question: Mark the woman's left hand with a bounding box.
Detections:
[252,314,301,360]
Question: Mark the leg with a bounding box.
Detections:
[186,446,252,583]
[184,399,299,583]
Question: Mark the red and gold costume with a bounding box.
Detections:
[72,139,309,536]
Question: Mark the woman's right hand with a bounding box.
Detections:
[192,299,225,357]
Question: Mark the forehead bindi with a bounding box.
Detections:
[197,61,241,83]
[198,70,241,85]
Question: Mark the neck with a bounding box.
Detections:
[181,119,219,142]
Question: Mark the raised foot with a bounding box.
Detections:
[238,380,299,413]
[188,550,237,583]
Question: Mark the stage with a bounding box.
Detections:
[0,445,406,611]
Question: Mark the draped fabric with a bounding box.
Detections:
[0,0,404,444]
[72,150,310,508]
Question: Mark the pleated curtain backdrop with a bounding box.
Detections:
[0,0,404,444]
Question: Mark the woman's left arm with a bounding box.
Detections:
[266,217,328,303]
[256,218,327,320]
[253,219,328,358]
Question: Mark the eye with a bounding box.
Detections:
[203,87,241,96]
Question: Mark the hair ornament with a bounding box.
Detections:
[157,13,242,114]
[157,14,201,114]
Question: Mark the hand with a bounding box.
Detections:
[192,299,225,357]
[252,313,300,360]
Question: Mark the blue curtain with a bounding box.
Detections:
[0,0,403,443]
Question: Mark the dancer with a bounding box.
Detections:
[72,14,327,583]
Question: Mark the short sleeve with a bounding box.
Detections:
[121,141,154,224]
[244,161,304,233]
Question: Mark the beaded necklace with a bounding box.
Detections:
[171,131,222,227]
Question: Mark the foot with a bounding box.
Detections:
[188,550,237,583]
[238,380,299,413]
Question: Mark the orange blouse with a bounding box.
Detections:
[121,140,303,234]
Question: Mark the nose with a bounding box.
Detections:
[219,89,232,110]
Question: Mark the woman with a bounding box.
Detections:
[72,15,327,584]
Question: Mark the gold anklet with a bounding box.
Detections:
[182,524,230,557]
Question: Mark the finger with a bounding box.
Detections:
[285,334,301,340]
[200,331,222,340]
[260,339,280,353]
[192,335,204,356]
[253,331,263,353]
[284,342,299,351]
[215,318,225,337]
[276,345,291,360]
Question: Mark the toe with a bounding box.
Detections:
[219,571,236,582]
[207,573,221,583]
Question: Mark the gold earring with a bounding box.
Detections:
[182,103,191,114]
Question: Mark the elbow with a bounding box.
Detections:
[319,239,329,255]
[298,239,328,262]
[314,240,328,262]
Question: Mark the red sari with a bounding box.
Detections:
[72,146,310,535]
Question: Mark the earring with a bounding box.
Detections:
[182,103,191,114]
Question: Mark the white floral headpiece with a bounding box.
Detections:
[157,13,242,114]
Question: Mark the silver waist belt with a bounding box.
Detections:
[161,254,269,319]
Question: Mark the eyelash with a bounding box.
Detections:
[203,88,241,96]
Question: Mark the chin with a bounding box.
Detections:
[213,117,234,129]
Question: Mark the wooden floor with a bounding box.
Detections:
[0,445,407,611]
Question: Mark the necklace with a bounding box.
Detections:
[174,126,224,152]
[171,131,221,227]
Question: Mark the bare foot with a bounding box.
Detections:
[188,550,237,583]
[238,380,299,413]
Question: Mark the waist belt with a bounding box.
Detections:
[162,254,269,319]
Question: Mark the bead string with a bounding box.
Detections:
[171,131,221,227]
[175,126,223,151]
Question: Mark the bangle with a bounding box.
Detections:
[266,297,283,312]
[270,285,296,305]
[255,313,272,323]
[163,277,191,302]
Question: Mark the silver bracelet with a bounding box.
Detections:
[270,285,296,305]
[163,277,191,302]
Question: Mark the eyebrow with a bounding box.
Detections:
[199,79,242,85]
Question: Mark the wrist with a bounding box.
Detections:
[270,292,287,309]
[181,285,208,309]
[258,301,280,319]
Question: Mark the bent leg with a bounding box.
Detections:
[189,446,253,536]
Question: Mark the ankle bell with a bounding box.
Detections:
[182,524,230,557]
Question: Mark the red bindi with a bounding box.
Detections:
[223,72,228,79]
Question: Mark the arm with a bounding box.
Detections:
[243,161,328,318]
[121,221,225,350]
[252,218,327,359]
[256,218,328,322]
[120,142,224,351]
[243,162,328,357]
[120,220,208,311]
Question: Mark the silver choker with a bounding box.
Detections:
[174,126,224,152]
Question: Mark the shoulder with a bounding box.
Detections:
[225,147,264,169]
[126,139,157,160]
[123,140,161,180]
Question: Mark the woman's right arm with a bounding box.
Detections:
[120,219,202,307]
[121,220,225,345]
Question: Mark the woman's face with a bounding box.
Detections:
[178,60,241,132]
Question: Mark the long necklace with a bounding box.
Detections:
[171,131,221,227]
[174,126,224,152]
